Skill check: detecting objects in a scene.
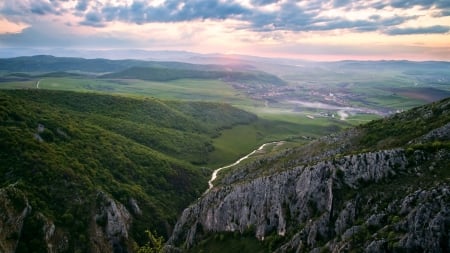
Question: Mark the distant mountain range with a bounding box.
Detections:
[0,55,287,85]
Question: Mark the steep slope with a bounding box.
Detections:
[168,98,450,253]
[0,89,256,253]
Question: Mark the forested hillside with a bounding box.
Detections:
[0,89,256,252]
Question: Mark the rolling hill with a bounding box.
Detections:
[100,66,286,85]
[0,89,257,252]
[0,55,286,86]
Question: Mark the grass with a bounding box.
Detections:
[209,124,265,167]
[208,113,349,167]
[0,77,256,106]
[114,79,252,105]
[345,114,381,124]
[0,80,37,89]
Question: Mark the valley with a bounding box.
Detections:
[0,55,449,253]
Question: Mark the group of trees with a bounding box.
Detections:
[0,89,257,251]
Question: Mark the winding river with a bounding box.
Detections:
[205,141,282,193]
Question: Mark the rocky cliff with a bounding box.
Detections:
[168,98,450,252]
[0,187,134,253]
[0,185,31,253]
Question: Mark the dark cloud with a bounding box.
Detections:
[381,15,415,26]
[1,0,448,38]
[30,2,54,15]
[309,19,379,32]
[76,0,89,12]
[99,0,248,24]
[166,0,249,21]
[247,1,320,31]
[386,25,450,35]
[79,11,105,27]
[251,0,281,6]
[438,10,450,16]
[390,0,435,9]
[333,0,351,8]
[371,1,389,10]
[80,0,431,35]
[387,0,450,9]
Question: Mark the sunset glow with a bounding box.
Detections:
[0,0,449,60]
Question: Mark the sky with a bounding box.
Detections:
[0,0,449,61]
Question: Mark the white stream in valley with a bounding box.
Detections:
[205,141,282,194]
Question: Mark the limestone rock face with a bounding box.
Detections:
[168,123,450,252]
[0,187,135,253]
[91,191,132,253]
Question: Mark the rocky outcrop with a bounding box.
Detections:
[411,122,450,144]
[0,187,135,253]
[168,124,450,252]
[91,191,133,253]
[0,185,31,253]
[38,213,70,253]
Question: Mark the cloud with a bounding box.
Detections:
[98,0,248,24]
[439,10,450,16]
[0,17,29,34]
[251,0,281,6]
[0,0,63,16]
[386,25,450,35]
[76,0,89,12]
[80,11,105,27]
[2,0,449,36]
[0,20,135,47]
[389,0,435,9]
[0,0,449,61]
[333,0,351,8]
[386,0,450,10]
[30,0,59,15]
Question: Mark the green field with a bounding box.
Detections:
[209,114,347,167]
[0,77,256,105]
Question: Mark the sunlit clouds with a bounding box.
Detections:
[0,17,28,34]
[0,0,449,60]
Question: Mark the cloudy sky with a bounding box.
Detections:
[0,0,449,60]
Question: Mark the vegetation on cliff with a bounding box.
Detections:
[168,97,450,253]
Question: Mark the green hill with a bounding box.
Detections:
[0,55,220,73]
[0,89,257,252]
[101,66,286,85]
[0,55,286,86]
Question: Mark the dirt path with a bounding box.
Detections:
[36,79,42,89]
[205,141,282,193]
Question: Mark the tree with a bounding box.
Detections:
[136,230,164,253]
